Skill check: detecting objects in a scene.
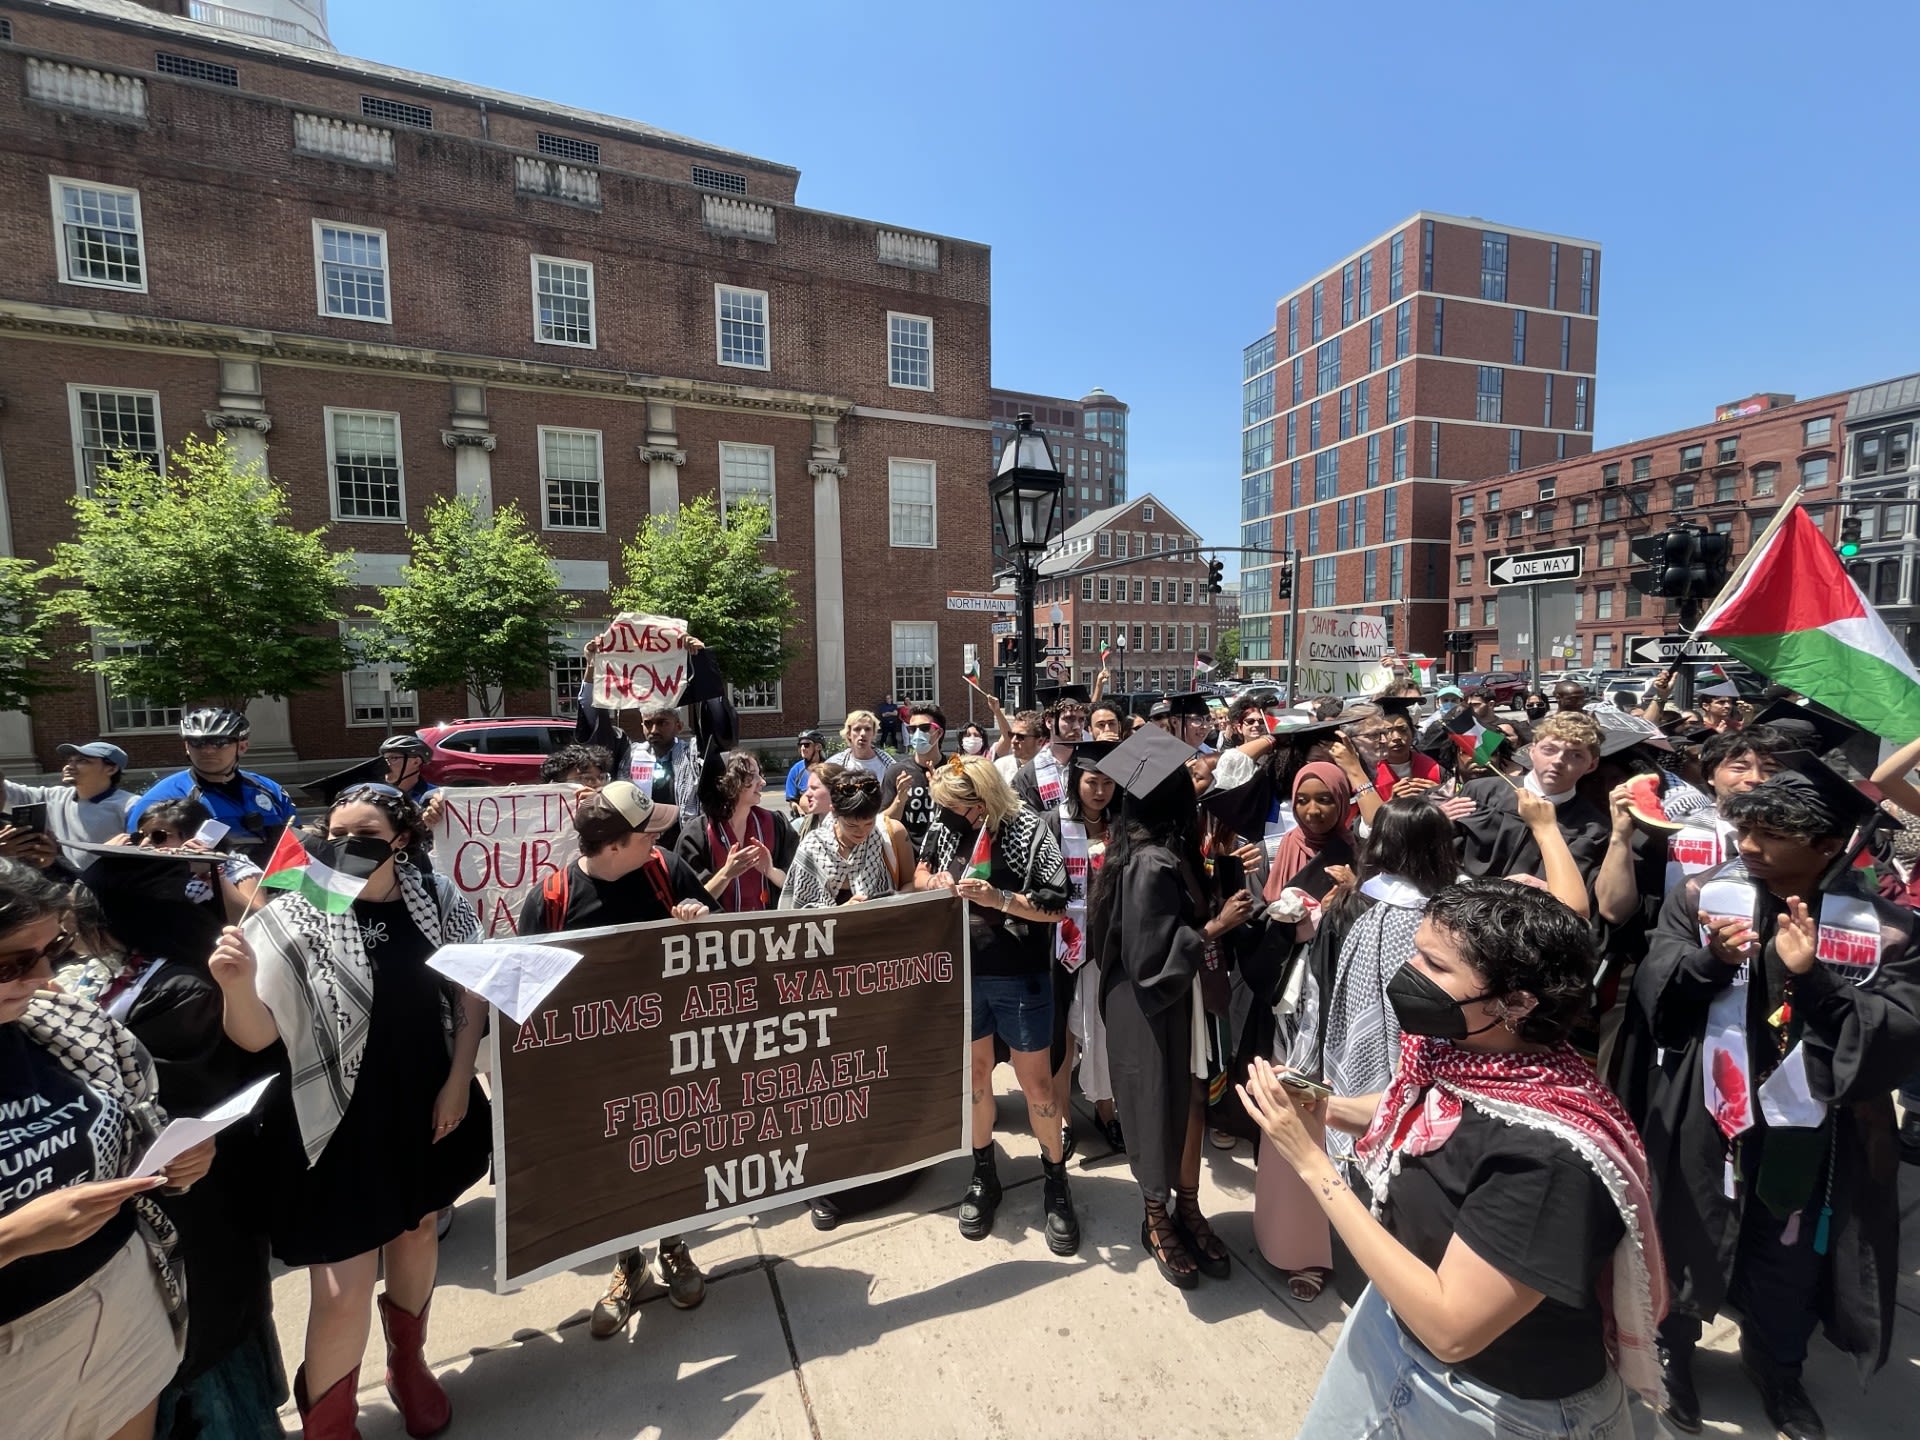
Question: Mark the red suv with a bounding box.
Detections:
[1454,671,1530,705]
[417,718,578,786]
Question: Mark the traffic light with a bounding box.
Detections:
[1839,516,1863,558]
[1692,531,1732,599]
[1206,557,1224,594]
[996,635,1017,668]
[1276,562,1293,600]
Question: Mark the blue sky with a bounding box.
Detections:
[337,1,1919,576]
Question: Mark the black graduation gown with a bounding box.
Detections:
[1092,846,1207,1202]
[1453,777,1610,886]
[1634,868,1920,1374]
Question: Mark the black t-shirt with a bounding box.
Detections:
[883,758,940,850]
[918,808,1069,977]
[516,852,710,936]
[0,1024,137,1323]
[1380,1106,1624,1399]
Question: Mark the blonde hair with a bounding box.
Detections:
[928,754,1022,832]
[1534,711,1602,758]
[841,710,880,745]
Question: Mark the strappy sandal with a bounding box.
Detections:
[1172,1186,1232,1280]
[1141,1201,1198,1290]
[1286,1267,1333,1302]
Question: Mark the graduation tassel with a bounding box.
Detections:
[1813,1132,1838,1257]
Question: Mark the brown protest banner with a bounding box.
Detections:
[432,786,582,937]
[490,891,970,1290]
[589,612,691,711]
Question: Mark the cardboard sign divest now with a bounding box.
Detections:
[590,613,692,712]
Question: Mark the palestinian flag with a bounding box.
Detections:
[259,829,366,914]
[1696,504,1920,741]
[1445,707,1503,767]
[1694,665,1740,698]
[1193,653,1213,679]
[963,825,994,881]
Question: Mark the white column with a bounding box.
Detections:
[0,423,39,775]
[810,459,849,723]
[204,409,296,762]
[442,431,498,513]
[641,401,686,516]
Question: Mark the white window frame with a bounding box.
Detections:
[729,679,783,713]
[887,457,937,548]
[530,254,596,349]
[324,407,407,524]
[886,311,934,391]
[50,177,148,293]
[67,384,163,498]
[341,620,419,728]
[551,619,602,716]
[714,283,770,371]
[891,621,938,707]
[93,632,183,736]
[1141,503,1156,521]
[718,442,777,537]
[312,219,392,324]
[539,426,607,533]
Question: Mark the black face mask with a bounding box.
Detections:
[1386,964,1502,1040]
[324,834,401,880]
[1525,704,1549,720]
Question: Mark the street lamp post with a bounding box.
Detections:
[990,412,1064,712]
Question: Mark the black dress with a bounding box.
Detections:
[268,898,492,1266]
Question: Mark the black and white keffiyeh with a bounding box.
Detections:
[780,821,899,909]
[247,864,478,1165]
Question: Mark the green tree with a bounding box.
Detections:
[612,497,798,688]
[0,557,57,710]
[43,435,352,709]
[359,496,577,715]
[1213,626,1240,674]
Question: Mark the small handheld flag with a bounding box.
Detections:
[1445,707,1504,768]
[963,825,994,881]
[259,830,367,915]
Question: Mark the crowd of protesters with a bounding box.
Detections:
[3,649,1918,1440]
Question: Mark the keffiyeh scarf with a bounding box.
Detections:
[247,864,478,1165]
[1356,1033,1668,1410]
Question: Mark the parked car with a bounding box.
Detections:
[418,717,577,786]
[1453,671,1529,704]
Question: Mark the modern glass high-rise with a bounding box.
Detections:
[1237,213,1601,674]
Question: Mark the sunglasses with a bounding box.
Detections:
[338,782,406,802]
[185,738,237,751]
[136,829,184,848]
[1009,731,1042,742]
[906,723,936,734]
[0,929,74,985]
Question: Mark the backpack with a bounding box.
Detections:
[541,851,678,930]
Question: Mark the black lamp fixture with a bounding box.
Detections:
[990,412,1065,708]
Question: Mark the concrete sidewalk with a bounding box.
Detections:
[270,1083,1920,1439]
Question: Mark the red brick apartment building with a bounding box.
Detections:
[0,0,992,772]
[1238,213,1601,675]
[1446,390,1848,672]
[1030,494,1219,695]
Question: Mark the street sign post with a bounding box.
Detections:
[989,619,1016,636]
[1486,547,1584,587]
[1625,634,1731,667]
[945,591,1015,613]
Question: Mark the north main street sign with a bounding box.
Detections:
[1487,546,1584,587]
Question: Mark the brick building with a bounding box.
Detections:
[0,0,992,772]
[1446,390,1849,672]
[988,385,1127,574]
[1031,493,1218,695]
[1841,373,1920,659]
[1238,212,1601,677]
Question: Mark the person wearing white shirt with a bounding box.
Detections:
[5,742,138,870]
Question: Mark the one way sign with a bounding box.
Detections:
[1486,546,1584,587]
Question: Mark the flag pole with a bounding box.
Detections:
[1692,486,1805,636]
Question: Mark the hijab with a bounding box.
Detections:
[1264,761,1354,902]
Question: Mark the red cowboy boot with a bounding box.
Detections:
[294,1363,363,1440]
[378,1293,452,1437]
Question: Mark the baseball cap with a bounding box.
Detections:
[598,779,677,835]
[1436,685,1465,700]
[58,741,128,769]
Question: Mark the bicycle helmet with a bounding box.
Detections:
[378,734,432,760]
[180,706,250,742]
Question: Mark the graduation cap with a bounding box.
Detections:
[1069,739,1116,773]
[73,845,227,966]
[1094,723,1198,800]
[1162,691,1211,719]
[1375,694,1423,721]
[1748,698,1859,755]
[305,756,386,806]
[1036,683,1091,708]
[1587,706,1674,759]
[1751,749,1883,838]
[1263,712,1344,743]
[1128,692,1161,720]
[1147,697,1174,720]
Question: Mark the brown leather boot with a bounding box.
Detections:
[294,1363,363,1440]
[378,1293,452,1438]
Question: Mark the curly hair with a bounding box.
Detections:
[136,796,213,843]
[1533,711,1603,758]
[540,743,614,784]
[704,750,766,814]
[1422,879,1596,1045]
[1700,723,1792,780]
[825,767,881,820]
[328,784,431,869]
[1722,778,1842,842]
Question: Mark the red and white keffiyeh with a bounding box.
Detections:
[1355,1034,1669,1410]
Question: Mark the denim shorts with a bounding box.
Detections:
[972,972,1053,1053]
[1298,1284,1631,1440]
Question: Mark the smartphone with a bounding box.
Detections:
[1278,1069,1332,1100]
[8,802,47,833]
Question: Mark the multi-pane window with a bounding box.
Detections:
[1355,379,1370,434]
[1480,231,1509,301]
[1243,420,1274,474]
[1358,254,1373,316]
[1579,249,1594,313]
[51,179,145,290]
[1560,317,1571,369]
[1369,315,1383,370]
[888,459,935,546]
[1396,301,1411,359]
[1597,588,1615,619]
[1308,510,1321,552]
[541,427,604,530]
[532,256,594,347]
[1366,433,1380,487]
[1680,443,1704,471]
[888,312,933,389]
[719,442,777,532]
[1291,356,1304,405]
[1311,281,1325,341]
[1432,298,1445,354]
[1386,367,1401,423]
[1246,370,1276,427]
[1081,623,1094,654]
[538,132,602,165]
[99,636,182,734]
[1602,493,1621,521]
[1574,378,1589,431]
[1751,464,1778,498]
[156,52,240,86]
[1599,537,1617,567]
[1421,220,1435,288]
[1799,456,1830,489]
[1573,500,1590,525]
[891,622,937,706]
[1312,557,1336,607]
[1455,598,1471,627]
[1509,429,1522,471]
[1285,412,1297,459]
[1389,546,1404,600]
[1316,338,1340,394]
[314,222,390,321]
[1543,374,1555,427]
[1549,243,1560,308]
[692,164,748,194]
[1383,488,1399,540]
[344,621,419,726]
[1476,367,1503,423]
[361,94,432,129]
[1389,233,1404,302]
[1626,589,1643,618]
[550,619,601,715]
[1314,451,1338,500]
[1717,436,1739,464]
[1286,297,1299,354]
[1339,388,1353,440]
[727,679,782,714]
[1244,332,1277,377]
[1674,481,1696,510]
[1309,404,1321,450]
[327,410,404,521]
[715,285,769,369]
[1714,474,1737,504]
[1457,557,1472,586]
[1342,263,1356,325]
[1632,455,1651,482]
[1484,597,1498,626]
[1512,310,1527,365]
[1336,499,1351,549]
[70,387,161,497]
[1393,425,1407,481]
[1804,416,1832,446]
[1354,494,1368,546]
